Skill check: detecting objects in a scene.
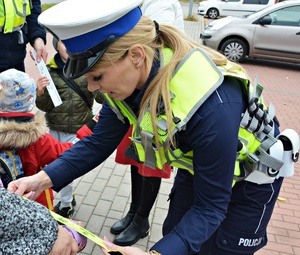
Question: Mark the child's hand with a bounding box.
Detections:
[93,112,100,122]
[36,76,49,96]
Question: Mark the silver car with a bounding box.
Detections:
[200,0,300,63]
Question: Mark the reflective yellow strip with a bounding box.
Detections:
[50,210,124,254]
[22,196,124,254]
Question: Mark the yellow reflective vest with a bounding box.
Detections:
[0,0,31,33]
[104,48,282,186]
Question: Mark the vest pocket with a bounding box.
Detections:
[132,136,165,170]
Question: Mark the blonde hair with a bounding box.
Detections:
[92,15,245,156]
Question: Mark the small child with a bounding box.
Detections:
[36,37,104,218]
[0,68,95,210]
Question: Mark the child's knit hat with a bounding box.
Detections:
[0,69,36,113]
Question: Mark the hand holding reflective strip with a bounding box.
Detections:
[31,49,62,107]
[50,210,124,255]
[22,196,123,255]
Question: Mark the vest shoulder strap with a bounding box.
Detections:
[170,48,224,131]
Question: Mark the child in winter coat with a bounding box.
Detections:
[0,68,96,210]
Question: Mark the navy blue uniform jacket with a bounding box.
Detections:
[44,58,247,254]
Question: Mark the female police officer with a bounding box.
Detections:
[8,0,290,254]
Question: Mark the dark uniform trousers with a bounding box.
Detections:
[163,169,283,255]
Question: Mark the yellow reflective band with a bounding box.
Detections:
[22,196,123,254]
[50,210,124,254]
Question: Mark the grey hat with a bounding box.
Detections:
[0,69,36,113]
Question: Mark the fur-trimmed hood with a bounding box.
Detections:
[0,111,49,149]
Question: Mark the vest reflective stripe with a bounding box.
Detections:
[0,0,31,33]
[104,95,137,125]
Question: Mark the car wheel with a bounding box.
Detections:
[207,8,219,19]
[220,38,247,62]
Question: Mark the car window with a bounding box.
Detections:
[260,0,270,4]
[243,0,264,5]
[268,5,300,26]
[222,0,240,2]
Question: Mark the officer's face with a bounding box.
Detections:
[86,45,149,101]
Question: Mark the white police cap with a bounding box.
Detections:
[38,0,143,79]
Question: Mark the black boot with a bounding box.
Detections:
[113,214,150,246]
[110,204,138,235]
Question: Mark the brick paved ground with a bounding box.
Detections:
[24,8,300,255]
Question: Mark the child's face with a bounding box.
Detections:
[57,41,69,63]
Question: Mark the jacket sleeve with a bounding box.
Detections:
[0,188,58,255]
[28,0,47,45]
[35,90,55,112]
[43,101,129,192]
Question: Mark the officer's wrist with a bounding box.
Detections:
[32,37,45,46]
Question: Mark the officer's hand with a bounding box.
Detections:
[100,236,149,255]
[7,171,53,200]
[32,37,48,63]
